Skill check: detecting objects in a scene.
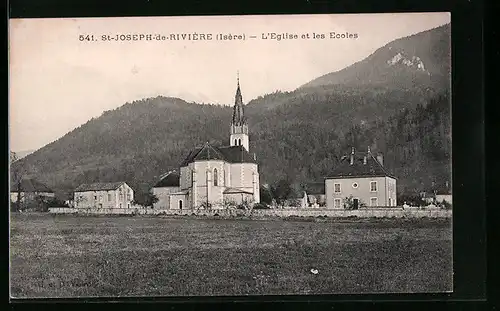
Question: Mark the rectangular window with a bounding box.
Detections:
[127,194,131,201]
[108,193,112,201]
[370,181,377,192]
[388,198,392,206]
[370,197,378,206]
[334,198,342,208]
[334,183,341,193]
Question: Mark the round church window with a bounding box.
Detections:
[352,182,359,189]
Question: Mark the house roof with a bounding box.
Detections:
[153,171,180,188]
[180,143,257,166]
[223,187,254,195]
[74,182,126,192]
[325,150,395,179]
[10,179,53,193]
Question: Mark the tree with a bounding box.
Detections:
[133,193,158,207]
[270,179,294,208]
[259,186,273,206]
[342,195,365,210]
[145,193,159,207]
[10,152,24,211]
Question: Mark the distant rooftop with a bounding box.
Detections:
[74,182,127,192]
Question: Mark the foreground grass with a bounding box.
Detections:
[9,214,452,297]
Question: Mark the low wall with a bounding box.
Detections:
[48,207,452,218]
[49,207,157,215]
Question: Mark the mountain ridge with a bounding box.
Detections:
[300,23,450,91]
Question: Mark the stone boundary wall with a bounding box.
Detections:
[48,207,452,218]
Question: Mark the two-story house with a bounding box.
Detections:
[325,147,397,209]
[74,182,134,209]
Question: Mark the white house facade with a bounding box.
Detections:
[325,147,397,209]
[74,182,134,209]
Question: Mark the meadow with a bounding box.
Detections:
[9,213,452,298]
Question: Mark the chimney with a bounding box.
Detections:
[350,147,355,165]
[376,153,384,166]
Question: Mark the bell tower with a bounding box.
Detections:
[230,71,249,151]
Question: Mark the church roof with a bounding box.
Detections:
[153,171,180,188]
[180,143,257,166]
[325,149,395,179]
[10,178,53,193]
[180,143,225,166]
[217,145,256,163]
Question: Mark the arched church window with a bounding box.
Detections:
[238,138,241,146]
[234,139,237,146]
[213,168,218,186]
[179,200,183,210]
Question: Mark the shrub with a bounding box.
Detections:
[253,203,270,210]
[10,202,20,212]
[46,197,69,208]
[198,201,213,210]
[342,195,364,210]
[441,200,452,210]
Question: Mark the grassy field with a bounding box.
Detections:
[9,213,452,298]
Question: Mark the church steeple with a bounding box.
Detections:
[230,72,249,151]
[232,71,245,126]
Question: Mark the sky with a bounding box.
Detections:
[9,13,450,152]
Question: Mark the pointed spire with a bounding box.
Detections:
[232,71,245,125]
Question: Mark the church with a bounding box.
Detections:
[152,76,260,210]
